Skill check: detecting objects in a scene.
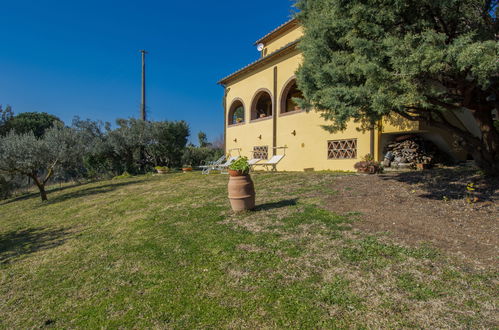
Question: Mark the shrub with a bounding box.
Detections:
[354,154,383,174]
[181,146,223,167]
[112,171,133,180]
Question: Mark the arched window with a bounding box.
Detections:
[251,90,273,120]
[280,79,303,114]
[228,99,245,125]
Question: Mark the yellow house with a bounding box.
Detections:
[218,18,465,171]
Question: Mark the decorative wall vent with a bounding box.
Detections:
[328,139,357,159]
[253,146,269,160]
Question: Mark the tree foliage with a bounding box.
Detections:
[0,125,85,201]
[2,112,62,138]
[296,0,499,175]
[72,118,190,176]
[181,146,224,167]
[146,120,190,168]
[0,105,14,136]
[198,131,209,148]
[0,114,216,200]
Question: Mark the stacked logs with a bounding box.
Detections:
[383,135,440,168]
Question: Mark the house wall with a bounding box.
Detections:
[382,115,420,133]
[263,25,303,55]
[225,50,373,172]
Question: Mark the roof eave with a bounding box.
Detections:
[218,40,300,86]
[254,18,299,46]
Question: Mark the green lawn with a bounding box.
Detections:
[0,172,497,328]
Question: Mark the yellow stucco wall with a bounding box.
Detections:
[381,115,420,133]
[263,26,303,55]
[225,50,373,172]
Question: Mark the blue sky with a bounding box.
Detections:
[0,0,297,143]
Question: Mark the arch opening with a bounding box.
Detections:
[251,91,273,120]
[228,100,245,125]
[281,80,303,114]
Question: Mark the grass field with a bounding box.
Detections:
[0,172,497,328]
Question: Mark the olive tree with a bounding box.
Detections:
[83,118,190,175]
[0,126,85,201]
[146,121,190,168]
[296,0,499,175]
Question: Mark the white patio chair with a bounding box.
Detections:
[199,155,226,175]
[251,154,285,172]
[216,156,240,174]
[248,158,262,168]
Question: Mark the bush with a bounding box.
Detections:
[112,171,133,180]
[181,146,223,167]
[354,154,383,174]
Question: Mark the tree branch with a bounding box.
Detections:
[43,160,58,185]
[396,107,481,148]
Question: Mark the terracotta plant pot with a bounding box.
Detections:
[356,167,369,174]
[228,169,246,177]
[228,174,255,212]
[182,167,193,173]
[416,163,430,170]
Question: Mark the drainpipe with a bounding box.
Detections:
[373,120,383,161]
[370,126,375,159]
[223,87,230,153]
[273,67,278,156]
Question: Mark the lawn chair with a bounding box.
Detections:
[248,158,262,168]
[199,155,226,175]
[215,155,240,174]
[251,147,287,172]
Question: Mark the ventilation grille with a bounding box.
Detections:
[328,139,357,159]
[253,146,269,160]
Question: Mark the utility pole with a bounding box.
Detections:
[140,50,148,121]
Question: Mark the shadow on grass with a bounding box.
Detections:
[1,183,80,205]
[2,179,144,206]
[0,227,71,265]
[2,181,93,205]
[42,180,143,205]
[254,198,299,211]
[380,168,499,201]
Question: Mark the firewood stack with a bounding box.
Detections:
[383,135,440,168]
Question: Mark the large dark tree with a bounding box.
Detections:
[295,0,499,175]
[3,112,62,138]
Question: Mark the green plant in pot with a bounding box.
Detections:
[228,157,250,176]
[354,154,383,174]
[154,166,169,174]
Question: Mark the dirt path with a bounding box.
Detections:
[324,169,498,268]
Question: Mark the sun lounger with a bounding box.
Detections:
[216,156,239,174]
[199,155,226,175]
[251,154,285,172]
[248,158,262,168]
